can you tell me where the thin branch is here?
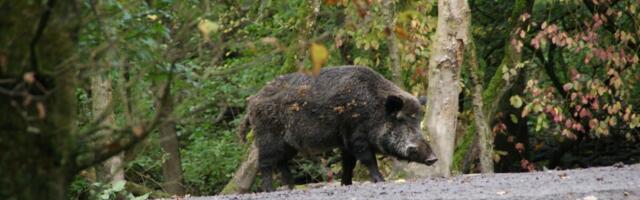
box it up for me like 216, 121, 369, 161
73, 64, 177, 172
535, 44, 567, 97
29, 0, 56, 71
470, 0, 497, 22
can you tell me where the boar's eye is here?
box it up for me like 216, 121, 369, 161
406, 145, 418, 156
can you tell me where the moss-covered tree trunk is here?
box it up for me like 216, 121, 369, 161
400, 0, 470, 177
456, 0, 534, 173
467, 39, 494, 173
89, 0, 126, 185
0, 1, 80, 199
92, 58, 126, 184
221, 143, 258, 194
156, 89, 186, 196
481, 0, 534, 121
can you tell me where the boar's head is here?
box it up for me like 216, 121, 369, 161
377, 95, 437, 166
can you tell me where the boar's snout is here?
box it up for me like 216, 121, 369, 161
403, 140, 438, 166
424, 154, 438, 165
415, 140, 437, 166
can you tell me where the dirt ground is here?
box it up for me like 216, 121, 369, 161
191, 164, 640, 200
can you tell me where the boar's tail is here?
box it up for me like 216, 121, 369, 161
237, 113, 251, 143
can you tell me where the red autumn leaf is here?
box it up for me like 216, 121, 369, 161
581, 96, 589, 105
507, 136, 515, 143
570, 92, 578, 101
520, 159, 530, 170
579, 108, 592, 118
565, 119, 574, 129
591, 99, 600, 110
563, 83, 573, 91
527, 163, 537, 172
572, 123, 585, 132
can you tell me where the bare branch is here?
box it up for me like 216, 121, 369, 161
30, 0, 56, 71
73, 63, 177, 172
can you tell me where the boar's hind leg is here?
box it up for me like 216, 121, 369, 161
340, 150, 357, 185
351, 140, 385, 183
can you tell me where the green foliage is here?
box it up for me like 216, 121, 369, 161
70, 179, 149, 200
181, 127, 246, 195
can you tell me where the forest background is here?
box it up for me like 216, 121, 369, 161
1, 0, 638, 199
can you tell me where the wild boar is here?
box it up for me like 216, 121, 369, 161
237, 66, 437, 192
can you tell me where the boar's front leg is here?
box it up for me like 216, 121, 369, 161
340, 150, 357, 185
259, 164, 275, 192
277, 162, 295, 189
276, 147, 297, 190
259, 142, 297, 192
351, 140, 385, 183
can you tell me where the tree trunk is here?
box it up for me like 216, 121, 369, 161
461, 0, 535, 172
467, 40, 494, 173
156, 86, 186, 196
382, 0, 402, 86
0, 1, 79, 199
482, 0, 534, 120
401, 0, 470, 178
221, 143, 259, 194
382, 0, 415, 178
92, 65, 125, 184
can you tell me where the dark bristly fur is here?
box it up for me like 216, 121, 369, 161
238, 66, 437, 192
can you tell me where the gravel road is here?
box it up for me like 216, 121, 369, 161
191, 164, 640, 200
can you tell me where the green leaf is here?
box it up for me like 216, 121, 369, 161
510, 114, 519, 123
112, 181, 126, 192
535, 116, 544, 132
310, 43, 329, 76
100, 193, 110, 200
533, 103, 543, 113
131, 193, 150, 200
510, 95, 523, 108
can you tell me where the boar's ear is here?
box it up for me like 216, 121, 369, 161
385, 95, 404, 116
418, 96, 427, 106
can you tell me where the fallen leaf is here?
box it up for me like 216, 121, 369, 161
558, 172, 569, 180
